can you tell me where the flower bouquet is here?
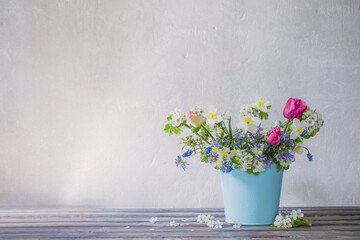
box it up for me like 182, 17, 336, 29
164, 97, 324, 225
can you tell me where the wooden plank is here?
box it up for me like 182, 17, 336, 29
0, 208, 359, 239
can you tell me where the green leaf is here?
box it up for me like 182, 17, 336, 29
228, 117, 233, 141
167, 114, 172, 121
190, 125, 201, 133
263, 112, 268, 120
267, 105, 272, 109
302, 219, 312, 227
164, 124, 170, 131
292, 218, 312, 227
173, 127, 181, 135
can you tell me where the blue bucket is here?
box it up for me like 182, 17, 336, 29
220, 166, 284, 225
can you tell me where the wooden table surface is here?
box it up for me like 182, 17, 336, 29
0, 207, 359, 239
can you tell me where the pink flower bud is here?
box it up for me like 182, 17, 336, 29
186, 111, 202, 127
267, 128, 281, 146
283, 98, 307, 120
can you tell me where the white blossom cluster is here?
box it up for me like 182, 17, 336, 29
273, 209, 304, 228
237, 151, 255, 172
170, 109, 186, 126
196, 214, 223, 229
239, 104, 256, 117
253, 159, 266, 173
301, 109, 323, 136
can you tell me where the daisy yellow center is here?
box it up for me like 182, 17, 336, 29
212, 147, 217, 153
257, 102, 264, 107
221, 151, 227, 157
244, 118, 252, 125
296, 127, 303, 133
232, 151, 237, 155
295, 147, 300, 153
208, 113, 215, 119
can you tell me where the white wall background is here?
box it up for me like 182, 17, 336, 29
0, 0, 359, 208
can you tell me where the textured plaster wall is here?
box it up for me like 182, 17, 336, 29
0, 0, 359, 208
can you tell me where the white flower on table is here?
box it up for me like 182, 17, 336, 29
149, 217, 158, 224
233, 221, 241, 229
197, 214, 206, 223
291, 209, 304, 219
213, 220, 223, 229
290, 119, 306, 139
206, 220, 215, 228
204, 214, 215, 223
237, 115, 261, 134
169, 220, 179, 226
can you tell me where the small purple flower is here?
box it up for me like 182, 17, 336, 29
266, 160, 273, 168
175, 156, 189, 170
257, 154, 266, 162
209, 151, 219, 163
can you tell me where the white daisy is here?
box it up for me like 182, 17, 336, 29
205, 105, 224, 128
252, 96, 270, 112
290, 119, 306, 139
293, 143, 304, 155
219, 147, 231, 161
237, 115, 261, 134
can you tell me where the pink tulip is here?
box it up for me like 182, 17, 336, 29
283, 98, 307, 120
267, 128, 281, 146
186, 111, 202, 127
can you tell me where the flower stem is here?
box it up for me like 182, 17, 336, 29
184, 124, 211, 145
283, 119, 290, 133
222, 121, 229, 134
201, 125, 216, 141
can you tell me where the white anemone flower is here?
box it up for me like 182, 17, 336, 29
219, 147, 231, 161
290, 119, 306, 139
205, 105, 224, 128
237, 115, 261, 134
252, 96, 270, 112
293, 143, 304, 155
